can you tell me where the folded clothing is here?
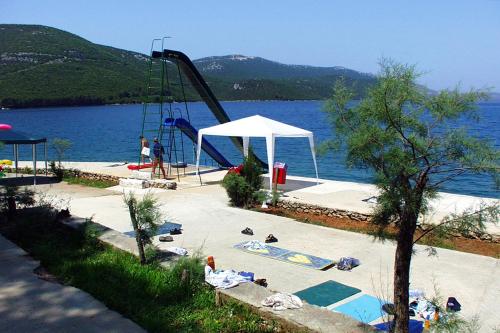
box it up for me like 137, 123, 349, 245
262, 292, 303, 311
337, 257, 360, 270
409, 289, 425, 298
238, 271, 255, 282
242, 240, 268, 251
205, 265, 250, 289
410, 299, 437, 320
166, 246, 188, 256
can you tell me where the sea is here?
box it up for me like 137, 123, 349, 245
1, 100, 499, 199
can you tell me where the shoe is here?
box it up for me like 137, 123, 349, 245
241, 227, 254, 235
254, 278, 268, 287
159, 235, 173, 242
170, 228, 182, 235
265, 234, 278, 243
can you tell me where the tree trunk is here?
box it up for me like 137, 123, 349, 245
392, 213, 418, 333
127, 202, 146, 264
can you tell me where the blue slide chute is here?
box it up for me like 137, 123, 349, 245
164, 118, 233, 168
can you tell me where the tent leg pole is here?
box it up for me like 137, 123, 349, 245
45, 141, 48, 176
15, 144, 18, 177
32, 144, 37, 185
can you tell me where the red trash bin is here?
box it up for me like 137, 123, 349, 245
273, 162, 287, 184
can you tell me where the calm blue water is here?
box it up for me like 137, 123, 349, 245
1, 101, 499, 198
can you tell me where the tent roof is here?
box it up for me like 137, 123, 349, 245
199, 115, 312, 138
0, 130, 47, 144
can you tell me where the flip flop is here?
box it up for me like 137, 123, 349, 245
159, 235, 173, 242
241, 227, 254, 235
254, 278, 268, 287
265, 234, 278, 243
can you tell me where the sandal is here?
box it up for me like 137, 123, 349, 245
159, 235, 173, 242
241, 227, 254, 235
265, 234, 278, 243
170, 228, 182, 235
254, 278, 268, 287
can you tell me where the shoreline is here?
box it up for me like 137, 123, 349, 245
8, 161, 500, 234
9, 160, 500, 200
3, 99, 500, 111
0, 98, 328, 110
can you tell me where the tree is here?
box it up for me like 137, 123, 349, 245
124, 192, 161, 264
51, 138, 72, 167
323, 60, 499, 333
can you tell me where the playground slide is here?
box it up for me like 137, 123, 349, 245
154, 49, 267, 168
166, 118, 233, 168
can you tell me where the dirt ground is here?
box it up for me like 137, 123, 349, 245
258, 206, 500, 258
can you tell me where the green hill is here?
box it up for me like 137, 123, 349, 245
0, 24, 149, 107
0, 24, 375, 108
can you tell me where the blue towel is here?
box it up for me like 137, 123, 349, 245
332, 294, 385, 324
374, 319, 423, 333
238, 271, 254, 281
124, 222, 182, 237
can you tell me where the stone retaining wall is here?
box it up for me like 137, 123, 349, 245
276, 200, 371, 221
276, 199, 499, 243
73, 171, 120, 184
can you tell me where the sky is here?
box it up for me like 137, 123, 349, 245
1, 0, 500, 91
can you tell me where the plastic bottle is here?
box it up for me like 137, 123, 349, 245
207, 256, 215, 270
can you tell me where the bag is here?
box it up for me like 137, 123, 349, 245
446, 297, 461, 312
337, 257, 360, 271
141, 147, 150, 156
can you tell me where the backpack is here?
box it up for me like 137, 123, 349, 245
337, 257, 360, 271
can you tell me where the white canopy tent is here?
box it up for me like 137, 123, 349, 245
195, 115, 319, 190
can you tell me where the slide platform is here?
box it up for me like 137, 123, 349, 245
153, 49, 266, 168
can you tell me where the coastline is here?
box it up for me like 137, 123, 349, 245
0, 98, 329, 110
8, 160, 500, 234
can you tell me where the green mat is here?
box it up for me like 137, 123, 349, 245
294, 280, 361, 307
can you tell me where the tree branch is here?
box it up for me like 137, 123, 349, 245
412, 205, 496, 245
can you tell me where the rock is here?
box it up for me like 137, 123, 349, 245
119, 178, 149, 189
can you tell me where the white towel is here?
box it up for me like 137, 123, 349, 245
204, 265, 249, 289
261, 293, 303, 311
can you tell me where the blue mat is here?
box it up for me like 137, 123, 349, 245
295, 280, 361, 307
124, 222, 182, 237
374, 319, 423, 333
332, 294, 385, 324
234, 242, 334, 270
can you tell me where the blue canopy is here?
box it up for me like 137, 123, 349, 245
0, 130, 46, 145
0, 130, 47, 185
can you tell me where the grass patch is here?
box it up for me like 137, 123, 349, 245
0, 208, 281, 333
63, 176, 117, 188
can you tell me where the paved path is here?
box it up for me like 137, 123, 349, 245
0, 235, 144, 333
36, 181, 500, 332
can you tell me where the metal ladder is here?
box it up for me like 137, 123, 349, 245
138, 38, 171, 175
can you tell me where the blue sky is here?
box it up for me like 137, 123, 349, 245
2, 0, 500, 91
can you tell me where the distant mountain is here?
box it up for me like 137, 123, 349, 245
0, 24, 375, 108
193, 55, 375, 101
194, 55, 373, 81
0, 24, 149, 108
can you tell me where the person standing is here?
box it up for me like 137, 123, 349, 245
152, 137, 167, 179
140, 136, 151, 164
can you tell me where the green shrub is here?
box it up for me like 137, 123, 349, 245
49, 161, 64, 181
241, 150, 263, 192
222, 149, 265, 208
0, 185, 35, 215
222, 173, 254, 207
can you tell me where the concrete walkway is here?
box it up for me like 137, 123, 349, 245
0, 235, 144, 333
35, 181, 500, 332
